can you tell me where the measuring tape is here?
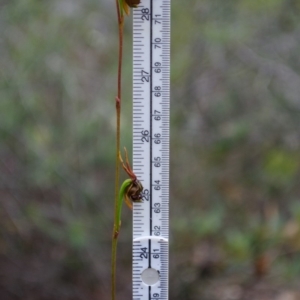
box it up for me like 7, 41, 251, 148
132, 0, 170, 299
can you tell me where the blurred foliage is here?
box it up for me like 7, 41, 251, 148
1, 0, 300, 299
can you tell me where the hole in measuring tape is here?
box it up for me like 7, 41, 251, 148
141, 268, 160, 286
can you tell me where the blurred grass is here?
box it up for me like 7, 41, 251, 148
1, 0, 300, 299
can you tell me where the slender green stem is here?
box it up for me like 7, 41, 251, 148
111, 179, 130, 300
112, 178, 131, 300
112, 1, 124, 299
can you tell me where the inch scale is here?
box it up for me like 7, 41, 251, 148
132, 0, 170, 300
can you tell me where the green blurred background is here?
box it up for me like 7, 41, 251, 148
1, 0, 300, 299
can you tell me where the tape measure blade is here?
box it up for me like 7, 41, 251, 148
133, 0, 170, 299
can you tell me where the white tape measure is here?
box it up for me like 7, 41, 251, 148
132, 0, 170, 299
